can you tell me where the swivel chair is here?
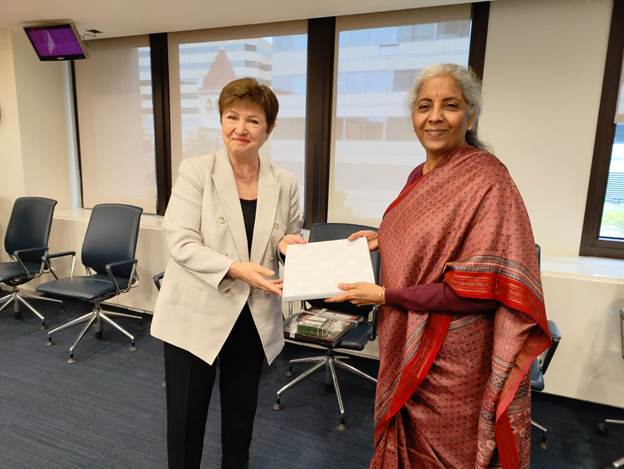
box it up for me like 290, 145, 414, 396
273, 222, 380, 431
595, 307, 624, 468
0, 197, 60, 328
530, 243, 562, 449
37, 204, 143, 363
530, 319, 561, 448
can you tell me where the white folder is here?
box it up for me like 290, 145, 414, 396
282, 237, 375, 302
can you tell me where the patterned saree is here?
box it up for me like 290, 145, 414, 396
371, 144, 550, 469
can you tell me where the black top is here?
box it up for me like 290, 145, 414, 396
240, 199, 257, 254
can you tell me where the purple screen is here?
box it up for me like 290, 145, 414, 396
25, 25, 84, 58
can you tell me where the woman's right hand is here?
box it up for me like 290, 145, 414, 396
227, 262, 283, 296
348, 230, 379, 251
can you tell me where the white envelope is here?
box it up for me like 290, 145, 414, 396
282, 237, 375, 302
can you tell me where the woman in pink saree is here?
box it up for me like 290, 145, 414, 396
326, 64, 551, 469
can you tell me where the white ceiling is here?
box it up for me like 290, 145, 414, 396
1, 0, 472, 39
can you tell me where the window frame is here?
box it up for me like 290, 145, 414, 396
580, 0, 624, 258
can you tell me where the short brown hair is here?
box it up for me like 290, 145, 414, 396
218, 77, 279, 130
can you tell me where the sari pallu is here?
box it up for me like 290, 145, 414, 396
372, 144, 550, 469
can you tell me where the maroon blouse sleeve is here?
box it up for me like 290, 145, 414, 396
384, 282, 498, 313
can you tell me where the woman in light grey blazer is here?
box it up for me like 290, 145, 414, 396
151, 77, 305, 469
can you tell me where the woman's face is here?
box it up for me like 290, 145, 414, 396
221, 103, 270, 159
412, 75, 473, 159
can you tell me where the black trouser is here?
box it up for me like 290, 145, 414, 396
163, 306, 265, 469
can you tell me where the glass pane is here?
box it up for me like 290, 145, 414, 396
177, 35, 307, 210
329, 21, 471, 224
599, 123, 624, 238
75, 40, 157, 213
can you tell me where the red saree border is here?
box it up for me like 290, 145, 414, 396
445, 269, 551, 469
444, 270, 548, 332
374, 313, 452, 445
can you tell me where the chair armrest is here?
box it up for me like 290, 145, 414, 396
43, 250, 76, 260
13, 246, 48, 257
12, 246, 48, 278
370, 305, 378, 341
105, 259, 138, 295
153, 271, 164, 290
541, 320, 561, 374
42, 251, 76, 279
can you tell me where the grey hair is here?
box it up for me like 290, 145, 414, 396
409, 63, 489, 151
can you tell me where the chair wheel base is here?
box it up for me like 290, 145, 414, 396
46, 338, 54, 347
597, 423, 609, 435
285, 367, 292, 377
40, 322, 46, 330
67, 355, 77, 364
128, 343, 136, 352
272, 402, 283, 411
95, 330, 103, 340
538, 437, 548, 450
336, 422, 347, 432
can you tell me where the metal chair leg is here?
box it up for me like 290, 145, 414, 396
532, 419, 548, 449
99, 312, 136, 351
16, 295, 45, 327
0, 294, 13, 313
67, 314, 98, 364
328, 358, 346, 431
334, 359, 378, 384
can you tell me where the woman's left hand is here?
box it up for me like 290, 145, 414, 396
278, 234, 306, 255
325, 282, 385, 306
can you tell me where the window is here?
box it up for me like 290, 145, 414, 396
328, 6, 472, 226
168, 23, 308, 210
74, 36, 158, 213
580, 1, 624, 257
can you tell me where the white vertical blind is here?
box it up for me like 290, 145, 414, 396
75, 36, 157, 213
328, 5, 472, 226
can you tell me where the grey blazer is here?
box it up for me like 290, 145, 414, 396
151, 149, 300, 365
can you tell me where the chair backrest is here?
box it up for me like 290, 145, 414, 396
306, 222, 381, 317
81, 204, 143, 277
5, 197, 57, 263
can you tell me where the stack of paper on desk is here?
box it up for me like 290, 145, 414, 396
282, 237, 375, 302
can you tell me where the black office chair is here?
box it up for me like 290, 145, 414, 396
273, 222, 380, 431
37, 204, 143, 363
595, 308, 624, 469
530, 319, 561, 448
530, 243, 563, 448
0, 197, 60, 328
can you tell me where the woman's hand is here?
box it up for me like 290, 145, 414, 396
348, 230, 379, 251
227, 262, 283, 295
325, 282, 384, 306
278, 234, 306, 255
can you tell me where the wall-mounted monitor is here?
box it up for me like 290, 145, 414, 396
23, 22, 88, 61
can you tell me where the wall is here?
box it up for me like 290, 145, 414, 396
479, 0, 612, 257
0, 30, 75, 247
0, 31, 26, 230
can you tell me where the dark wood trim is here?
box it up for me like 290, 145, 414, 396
70, 61, 85, 209
468, 2, 490, 79
580, 0, 624, 258
150, 33, 172, 216
303, 17, 336, 228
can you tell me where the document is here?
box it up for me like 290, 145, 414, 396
282, 237, 375, 302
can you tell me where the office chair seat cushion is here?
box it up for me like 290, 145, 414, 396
37, 274, 129, 301
337, 321, 373, 350
530, 359, 544, 391
0, 261, 41, 283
